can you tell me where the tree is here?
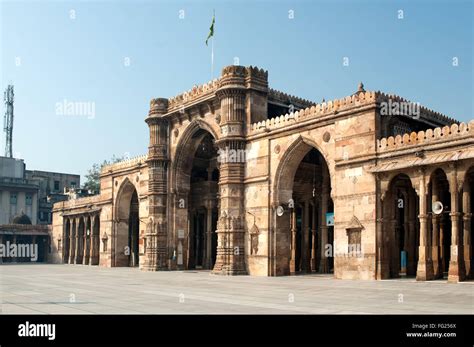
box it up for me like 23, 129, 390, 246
82, 155, 125, 194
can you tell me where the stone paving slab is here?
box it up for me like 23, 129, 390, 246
0, 264, 472, 314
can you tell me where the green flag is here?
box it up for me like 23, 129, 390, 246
206, 11, 215, 46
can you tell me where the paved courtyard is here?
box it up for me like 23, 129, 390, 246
0, 264, 472, 314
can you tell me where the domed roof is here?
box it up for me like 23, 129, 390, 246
12, 213, 32, 225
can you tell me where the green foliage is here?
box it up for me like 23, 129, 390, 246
82, 154, 125, 194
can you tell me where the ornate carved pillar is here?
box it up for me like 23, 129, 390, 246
212, 66, 248, 275
447, 166, 465, 282
143, 98, 170, 271
463, 180, 472, 278
416, 170, 434, 281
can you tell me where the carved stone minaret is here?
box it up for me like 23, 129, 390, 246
211, 65, 268, 275
212, 66, 248, 275
143, 98, 169, 271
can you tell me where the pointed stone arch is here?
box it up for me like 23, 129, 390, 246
170, 119, 221, 271
171, 119, 220, 195
273, 134, 334, 207
382, 173, 419, 278
113, 177, 140, 267
114, 177, 140, 221
270, 134, 334, 276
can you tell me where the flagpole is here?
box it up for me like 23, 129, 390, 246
211, 35, 214, 80
211, 9, 215, 80
207, 9, 215, 80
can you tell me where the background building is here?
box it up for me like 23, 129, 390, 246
25, 170, 80, 224
0, 156, 80, 263
0, 157, 38, 225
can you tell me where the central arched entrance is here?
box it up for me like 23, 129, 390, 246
173, 122, 220, 271
115, 180, 140, 267
187, 131, 219, 270
272, 137, 334, 276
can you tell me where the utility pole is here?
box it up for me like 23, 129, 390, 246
4, 85, 14, 158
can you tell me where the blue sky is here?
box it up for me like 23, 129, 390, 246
1, 0, 472, 181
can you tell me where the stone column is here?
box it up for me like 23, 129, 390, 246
301, 200, 310, 273
376, 201, 385, 279
75, 218, 84, 264
447, 167, 465, 282
204, 169, 214, 269
431, 182, 441, 278
439, 215, 445, 274
143, 98, 169, 271
61, 219, 66, 263
84, 220, 90, 265
289, 207, 297, 274
416, 172, 434, 281
69, 219, 76, 264
382, 191, 393, 277
319, 168, 329, 273
188, 209, 194, 269
407, 191, 417, 276
463, 180, 472, 278
399, 193, 409, 276
205, 200, 214, 269
376, 176, 390, 279
195, 211, 201, 267
212, 66, 248, 275
91, 216, 99, 265
311, 201, 317, 272
389, 218, 398, 277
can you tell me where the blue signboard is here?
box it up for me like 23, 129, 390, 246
400, 250, 407, 276
326, 212, 334, 226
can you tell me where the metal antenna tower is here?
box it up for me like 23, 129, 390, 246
3, 85, 14, 158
